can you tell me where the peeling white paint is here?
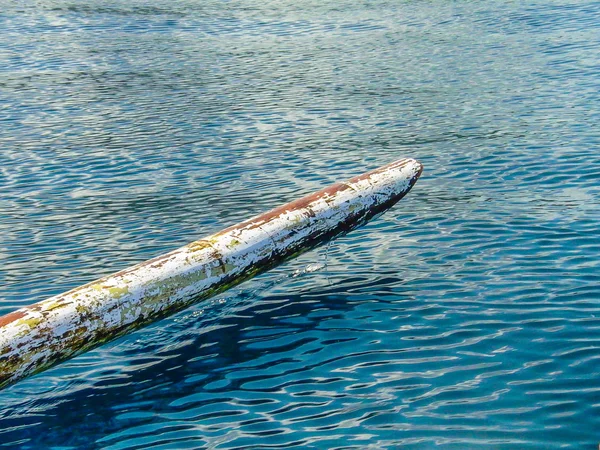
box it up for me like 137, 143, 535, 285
0, 158, 422, 389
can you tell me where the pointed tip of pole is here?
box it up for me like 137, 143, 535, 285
400, 157, 423, 195
401, 157, 424, 179
411, 158, 424, 181
369, 157, 424, 189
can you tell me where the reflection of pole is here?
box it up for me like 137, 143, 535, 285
0, 158, 422, 390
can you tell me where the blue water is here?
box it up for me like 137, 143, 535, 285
1, 0, 599, 448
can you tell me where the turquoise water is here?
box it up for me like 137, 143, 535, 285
1, 0, 599, 447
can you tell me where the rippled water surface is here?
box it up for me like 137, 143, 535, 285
1, 0, 600, 448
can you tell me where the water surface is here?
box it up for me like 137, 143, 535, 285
1, 0, 599, 448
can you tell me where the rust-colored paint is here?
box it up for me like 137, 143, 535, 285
0, 158, 422, 390
0, 311, 27, 328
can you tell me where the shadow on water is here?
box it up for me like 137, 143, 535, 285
0, 266, 416, 448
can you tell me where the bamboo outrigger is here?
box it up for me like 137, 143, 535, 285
0, 158, 422, 390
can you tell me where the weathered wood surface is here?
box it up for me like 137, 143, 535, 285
0, 158, 422, 390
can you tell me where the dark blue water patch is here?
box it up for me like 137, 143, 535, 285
2, 0, 600, 448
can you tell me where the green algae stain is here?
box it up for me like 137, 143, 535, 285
107, 286, 130, 299
75, 304, 90, 315
86, 284, 130, 299
135, 267, 215, 316
226, 238, 242, 249
223, 262, 236, 273
187, 240, 212, 253
16, 317, 43, 329
187, 240, 216, 263
44, 302, 61, 312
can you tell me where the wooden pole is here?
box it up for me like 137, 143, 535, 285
0, 158, 422, 390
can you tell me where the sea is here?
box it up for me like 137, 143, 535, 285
1, 0, 599, 448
